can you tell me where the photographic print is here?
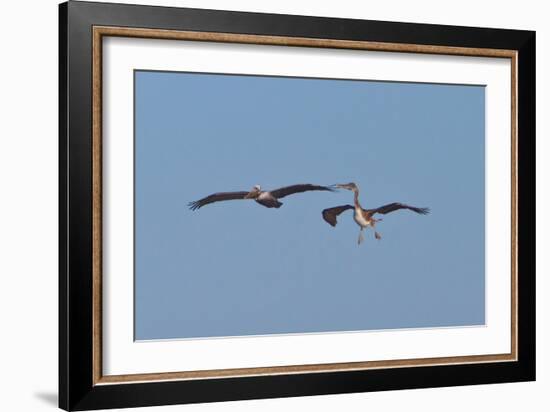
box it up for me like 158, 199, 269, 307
60, 3, 534, 408
134, 70, 484, 341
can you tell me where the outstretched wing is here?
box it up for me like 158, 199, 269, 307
322, 205, 354, 227
188, 191, 249, 211
270, 184, 334, 199
368, 202, 430, 216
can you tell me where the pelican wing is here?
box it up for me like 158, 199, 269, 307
188, 191, 249, 210
368, 202, 430, 216
270, 184, 334, 199
322, 205, 354, 227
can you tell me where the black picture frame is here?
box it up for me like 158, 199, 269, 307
59, 1, 535, 410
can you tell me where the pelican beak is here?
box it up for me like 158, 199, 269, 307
334, 184, 349, 190
244, 191, 255, 199
334, 183, 356, 191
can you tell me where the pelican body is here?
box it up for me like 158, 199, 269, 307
322, 182, 429, 244
189, 183, 334, 211
243, 185, 283, 208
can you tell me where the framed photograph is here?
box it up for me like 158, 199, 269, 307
59, 1, 535, 410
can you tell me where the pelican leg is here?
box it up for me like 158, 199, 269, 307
372, 219, 382, 240
358, 228, 364, 245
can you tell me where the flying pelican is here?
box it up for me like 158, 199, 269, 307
189, 183, 334, 210
322, 182, 429, 244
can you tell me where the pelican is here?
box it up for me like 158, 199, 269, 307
189, 183, 334, 210
322, 182, 429, 244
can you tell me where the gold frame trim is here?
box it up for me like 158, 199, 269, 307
92, 26, 518, 385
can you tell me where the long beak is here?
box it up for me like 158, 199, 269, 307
244, 191, 255, 199
334, 184, 349, 190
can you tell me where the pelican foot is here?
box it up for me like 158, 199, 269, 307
358, 230, 364, 245
375, 231, 382, 240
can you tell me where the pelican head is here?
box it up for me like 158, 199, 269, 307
335, 182, 359, 192
244, 184, 262, 199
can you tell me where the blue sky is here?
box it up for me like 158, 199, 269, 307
134, 70, 485, 340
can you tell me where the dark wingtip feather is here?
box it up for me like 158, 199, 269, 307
309, 184, 336, 192
308, 184, 336, 193
416, 207, 430, 215
188, 201, 201, 211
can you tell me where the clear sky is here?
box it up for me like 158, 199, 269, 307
134, 70, 485, 340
